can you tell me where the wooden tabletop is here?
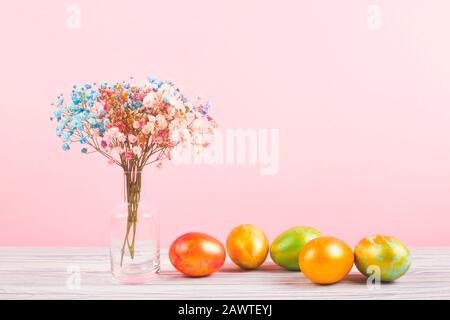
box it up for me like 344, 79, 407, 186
1, 247, 449, 299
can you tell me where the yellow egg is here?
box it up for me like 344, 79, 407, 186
299, 236, 354, 284
354, 235, 411, 282
226, 224, 269, 269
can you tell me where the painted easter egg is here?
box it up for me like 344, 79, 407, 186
169, 232, 226, 277
354, 235, 411, 282
299, 236, 354, 284
226, 224, 269, 269
270, 226, 321, 270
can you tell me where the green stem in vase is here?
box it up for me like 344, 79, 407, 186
120, 168, 142, 266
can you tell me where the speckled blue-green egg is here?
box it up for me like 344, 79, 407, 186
354, 235, 411, 282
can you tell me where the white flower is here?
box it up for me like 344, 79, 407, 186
156, 114, 168, 129
92, 101, 105, 115
107, 127, 119, 135
105, 127, 119, 141
143, 92, 157, 108
193, 133, 205, 145
116, 132, 126, 143
169, 130, 180, 143
141, 123, 154, 135
115, 146, 125, 154
132, 146, 142, 156
169, 119, 184, 131
180, 129, 191, 145
168, 107, 176, 117
191, 119, 203, 130
170, 97, 184, 110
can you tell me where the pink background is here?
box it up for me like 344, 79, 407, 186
1, 0, 450, 248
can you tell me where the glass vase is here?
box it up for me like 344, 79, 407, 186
110, 170, 160, 283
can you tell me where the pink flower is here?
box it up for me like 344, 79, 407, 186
124, 151, 133, 161
133, 121, 140, 129
101, 140, 108, 149
128, 134, 137, 144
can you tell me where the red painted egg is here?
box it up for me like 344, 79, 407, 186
169, 232, 226, 277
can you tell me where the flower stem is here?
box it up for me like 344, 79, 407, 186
119, 168, 142, 266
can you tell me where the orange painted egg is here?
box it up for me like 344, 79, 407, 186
169, 232, 226, 277
299, 236, 354, 284
226, 224, 269, 269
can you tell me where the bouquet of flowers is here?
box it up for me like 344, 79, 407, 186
51, 76, 216, 265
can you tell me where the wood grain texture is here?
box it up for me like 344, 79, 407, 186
0, 248, 449, 300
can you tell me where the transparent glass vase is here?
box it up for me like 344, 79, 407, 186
110, 170, 160, 283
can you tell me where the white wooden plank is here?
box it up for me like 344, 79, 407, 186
0, 247, 449, 299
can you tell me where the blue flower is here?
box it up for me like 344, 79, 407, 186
68, 104, 83, 114
62, 143, 70, 151
81, 147, 88, 154
63, 131, 73, 142
86, 90, 99, 105
163, 92, 171, 104
71, 90, 82, 105
134, 101, 142, 108
53, 110, 62, 121
79, 136, 88, 144
56, 97, 64, 106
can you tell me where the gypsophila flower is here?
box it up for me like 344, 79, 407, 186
132, 146, 142, 156
79, 136, 88, 144
50, 75, 216, 169
128, 134, 137, 144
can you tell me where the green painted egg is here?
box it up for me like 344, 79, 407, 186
270, 226, 321, 271
354, 235, 411, 282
